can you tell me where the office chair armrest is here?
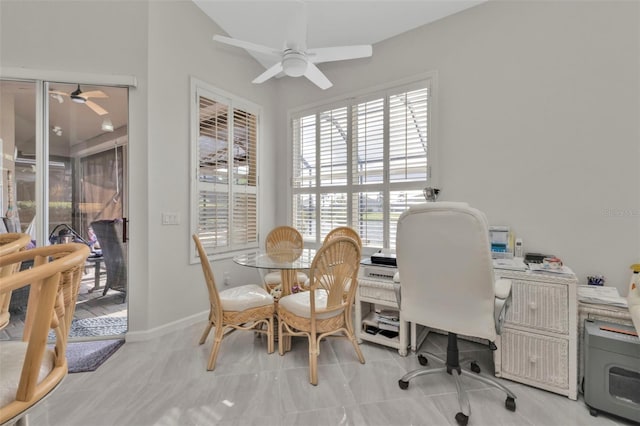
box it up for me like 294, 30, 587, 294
494, 279, 511, 300
494, 279, 512, 334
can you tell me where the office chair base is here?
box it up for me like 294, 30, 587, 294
398, 334, 517, 425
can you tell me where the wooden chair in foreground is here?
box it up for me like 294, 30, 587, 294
277, 236, 365, 385
263, 226, 308, 295
193, 234, 275, 371
0, 243, 90, 426
0, 233, 32, 330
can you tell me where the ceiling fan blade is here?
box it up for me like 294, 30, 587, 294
307, 45, 372, 64
85, 100, 108, 116
213, 35, 280, 58
81, 90, 108, 99
253, 62, 284, 84
49, 90, 69, 97
304, 63, 332, 90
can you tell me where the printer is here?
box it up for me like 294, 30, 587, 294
371, 249, 397, 267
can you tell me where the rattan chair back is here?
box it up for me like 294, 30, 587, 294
323, 226, 362, 248
0, 243, 90, 425
192, 234, 223, 328
265, 226, 303, 260
309, 236, 361, 311
0, 233, 32, 329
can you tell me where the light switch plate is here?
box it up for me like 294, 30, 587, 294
161, 212, 180, 225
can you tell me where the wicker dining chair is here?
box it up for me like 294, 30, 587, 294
0, 233, 32, 330
193, 234, 275, 371
277, 236, 365, 385
0, 243, 90, 426
263, 226, 308, 293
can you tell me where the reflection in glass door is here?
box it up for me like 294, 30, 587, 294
0, 79, 129, 341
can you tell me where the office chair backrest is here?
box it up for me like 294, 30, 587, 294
396, 202, 497, 342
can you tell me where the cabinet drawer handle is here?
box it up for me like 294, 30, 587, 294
528, 302, 537, 310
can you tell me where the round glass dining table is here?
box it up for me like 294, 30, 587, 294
233, 248, 316, 296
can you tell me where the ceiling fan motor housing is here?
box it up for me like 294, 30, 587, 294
282, 51, 308, 77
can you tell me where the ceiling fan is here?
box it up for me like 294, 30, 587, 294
212, 5, 372, 90
49, 84, 109, 116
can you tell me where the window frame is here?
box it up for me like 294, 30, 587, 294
288, 74, 438, 250
190, 77, 261, 262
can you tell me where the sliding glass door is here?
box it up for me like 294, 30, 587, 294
0, 79, 129, 340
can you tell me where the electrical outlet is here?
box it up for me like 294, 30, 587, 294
223, 272, 231, 286
161, 212, 180, 225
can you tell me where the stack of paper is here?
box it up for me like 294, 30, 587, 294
528, 263, 575, 276
578, 285, 628, 308
376, 310, 400, 332
493, 257, 527, 271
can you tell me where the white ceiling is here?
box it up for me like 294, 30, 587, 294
194, 0, 485, 69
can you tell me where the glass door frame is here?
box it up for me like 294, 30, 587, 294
0, 68, 135, 247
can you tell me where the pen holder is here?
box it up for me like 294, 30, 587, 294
587, 275, 605, 286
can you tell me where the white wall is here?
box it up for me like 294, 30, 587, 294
275, 0, 640, 295
146, 1, 278, 329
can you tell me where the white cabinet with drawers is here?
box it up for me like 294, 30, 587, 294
494, 269, 578, 400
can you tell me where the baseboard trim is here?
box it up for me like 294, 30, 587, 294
125, 310, 208, 342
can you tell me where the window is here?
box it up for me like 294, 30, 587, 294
292, 79, 434, 249
191, 79, 259, 259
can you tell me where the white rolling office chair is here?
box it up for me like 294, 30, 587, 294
396, 202, 517, 426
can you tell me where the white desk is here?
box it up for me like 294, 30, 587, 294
355, 260, 580, 400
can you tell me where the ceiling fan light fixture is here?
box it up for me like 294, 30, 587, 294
101, 118, 114, 132
282, 52, 308, 77
70, 84, 86, 103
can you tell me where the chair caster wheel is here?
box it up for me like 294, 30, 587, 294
455, 412, 469, 426
505, 396, 516, 412
589, 407, 598, 417
470, 361, 481, 374
418, 354, 428, 366
398, 379, 409, 390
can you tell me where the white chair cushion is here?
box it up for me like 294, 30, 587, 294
263, 271, 308, 285
278, 290, 344, 320
219, 284, 274, 311
0, 341, 55, 407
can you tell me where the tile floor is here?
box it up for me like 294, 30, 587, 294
25, 323, 635, 426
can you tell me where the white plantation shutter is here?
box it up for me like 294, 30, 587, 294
319, 107, 348, 186
352, 98, 384, 185
192, 80, 260, 258
389, 88, 428, 183
352, 191, 384, 247
291, 78, 434, 249
293, 193, 316, 240
292, 115, 316, 189
320, 192, 348, 238
389, 189, 425, 249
